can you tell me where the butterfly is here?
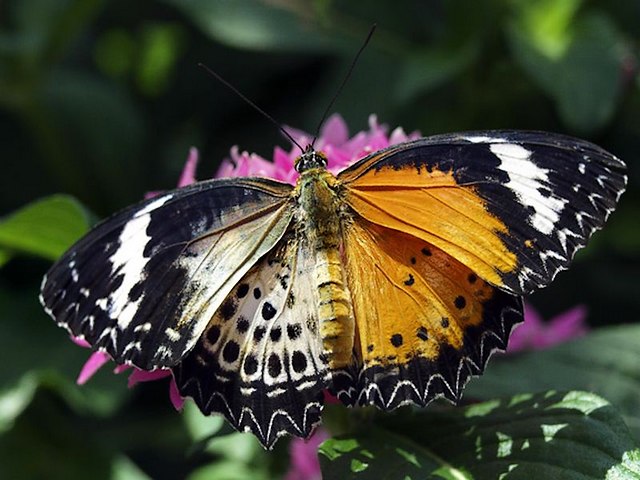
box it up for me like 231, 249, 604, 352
40, 130, 626, 448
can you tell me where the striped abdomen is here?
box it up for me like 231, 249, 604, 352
296, 168, 354, 368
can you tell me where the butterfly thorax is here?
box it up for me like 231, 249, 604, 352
294, 162, 355, 369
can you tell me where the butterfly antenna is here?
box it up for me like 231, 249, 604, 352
198, 62, 305, 153
311, 24, 377, 148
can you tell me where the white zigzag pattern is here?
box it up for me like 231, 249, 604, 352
178, 371, 328, 448
516, 187, 622, 293
332, 304, 521, 410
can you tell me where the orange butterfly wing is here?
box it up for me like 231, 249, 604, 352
334, 218, 522, 408
332, 132, 626, 408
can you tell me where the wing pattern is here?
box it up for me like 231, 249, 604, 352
331, 219, 523, 409
40, 178, 293, 370
340, 131, 627, 294
173, 233, 329, 448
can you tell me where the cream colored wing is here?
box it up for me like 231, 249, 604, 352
174, 232, 330, 449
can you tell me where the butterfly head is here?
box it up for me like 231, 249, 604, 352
295, 145, 328, 173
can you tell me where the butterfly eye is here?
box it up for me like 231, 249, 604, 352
295, 150, 328, 173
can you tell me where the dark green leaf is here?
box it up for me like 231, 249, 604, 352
0, 387, 114, 480
0, 286, 129, 417
41, 69, 146, 205
0, 250, 13, 268
0, 374, 38, 434
0, 195, 90, 262
111, 455, 152, 480
0, 0, 102, 61
163, 0, 336, 52
508, 11, 625, 133
187, 461, 269, 480
394, 41, 479, 103
135, 23, 186, 96
320, 391, 640, 479
467, 325, 640, 442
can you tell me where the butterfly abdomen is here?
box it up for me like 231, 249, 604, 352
296, 168, 355, 369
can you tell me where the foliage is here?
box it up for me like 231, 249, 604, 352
320, 391, 640, 479
1, 0, 638, 478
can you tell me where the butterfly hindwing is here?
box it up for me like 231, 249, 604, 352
40, 178, 294, 370
333, 219, 523, 409
173, 233, 330, 449
339, 131, 627, 295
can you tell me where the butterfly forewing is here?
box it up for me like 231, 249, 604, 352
174, 232, 330, 448
40, 178, 294, 370
339, 131, 627, 295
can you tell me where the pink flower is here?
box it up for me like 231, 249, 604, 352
217, 113, 420, 183
508, 302, 589, 353
72, 336, 185, 410
73, 113, 417, 431
284, 428, 330, 480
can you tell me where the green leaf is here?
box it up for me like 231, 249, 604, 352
111, 455, 152, 480
135, 23, 186, 96
394, 41, 479, 103
0, 286, 129, 417
183, 401, 226, 441
319, 391, 640, 479
0, 386, 114, 480
507, 11, 625, 133
0, 194, 90, 262
466, 325, 640, 442
0, 249, 13, 268
41, 69, 146, 205
187, 460, 269, 480
163, 0, 336, 52
0, 373, 38, 434
2, 0, 96, 59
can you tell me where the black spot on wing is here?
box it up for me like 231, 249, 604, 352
173, 325, 328, 449
331, 289, 523, 410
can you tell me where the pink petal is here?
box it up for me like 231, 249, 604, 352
507, 303, 545, 353
283, 125, 312, 149
367, 114, 385, 135
536, 304, 588, 349
127, 368, 171, 388
323, 390, 340, 405
285, 428, 330, 480
144, 190, 162, 199
407, 130, 422, 141
508, 303, 589, 353
77, 351, 111, 385
216, 159, 240, 179
273, 146, 294, 171
324, 146, 352, 172
168, 377, 185, 411
71, 336, 91, 348
524, 303, 544, 326
319, 114, 349, 146
344, 131, 369, 157
549, 304, 588, 334
177, 147, 199, 187
113, 364, 131, 374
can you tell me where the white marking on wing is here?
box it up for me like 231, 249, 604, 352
491, 143, 567, 235
108, 194, 173, 329
464, 135, 508, 144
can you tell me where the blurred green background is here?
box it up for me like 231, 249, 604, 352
0, 0, 639, 479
